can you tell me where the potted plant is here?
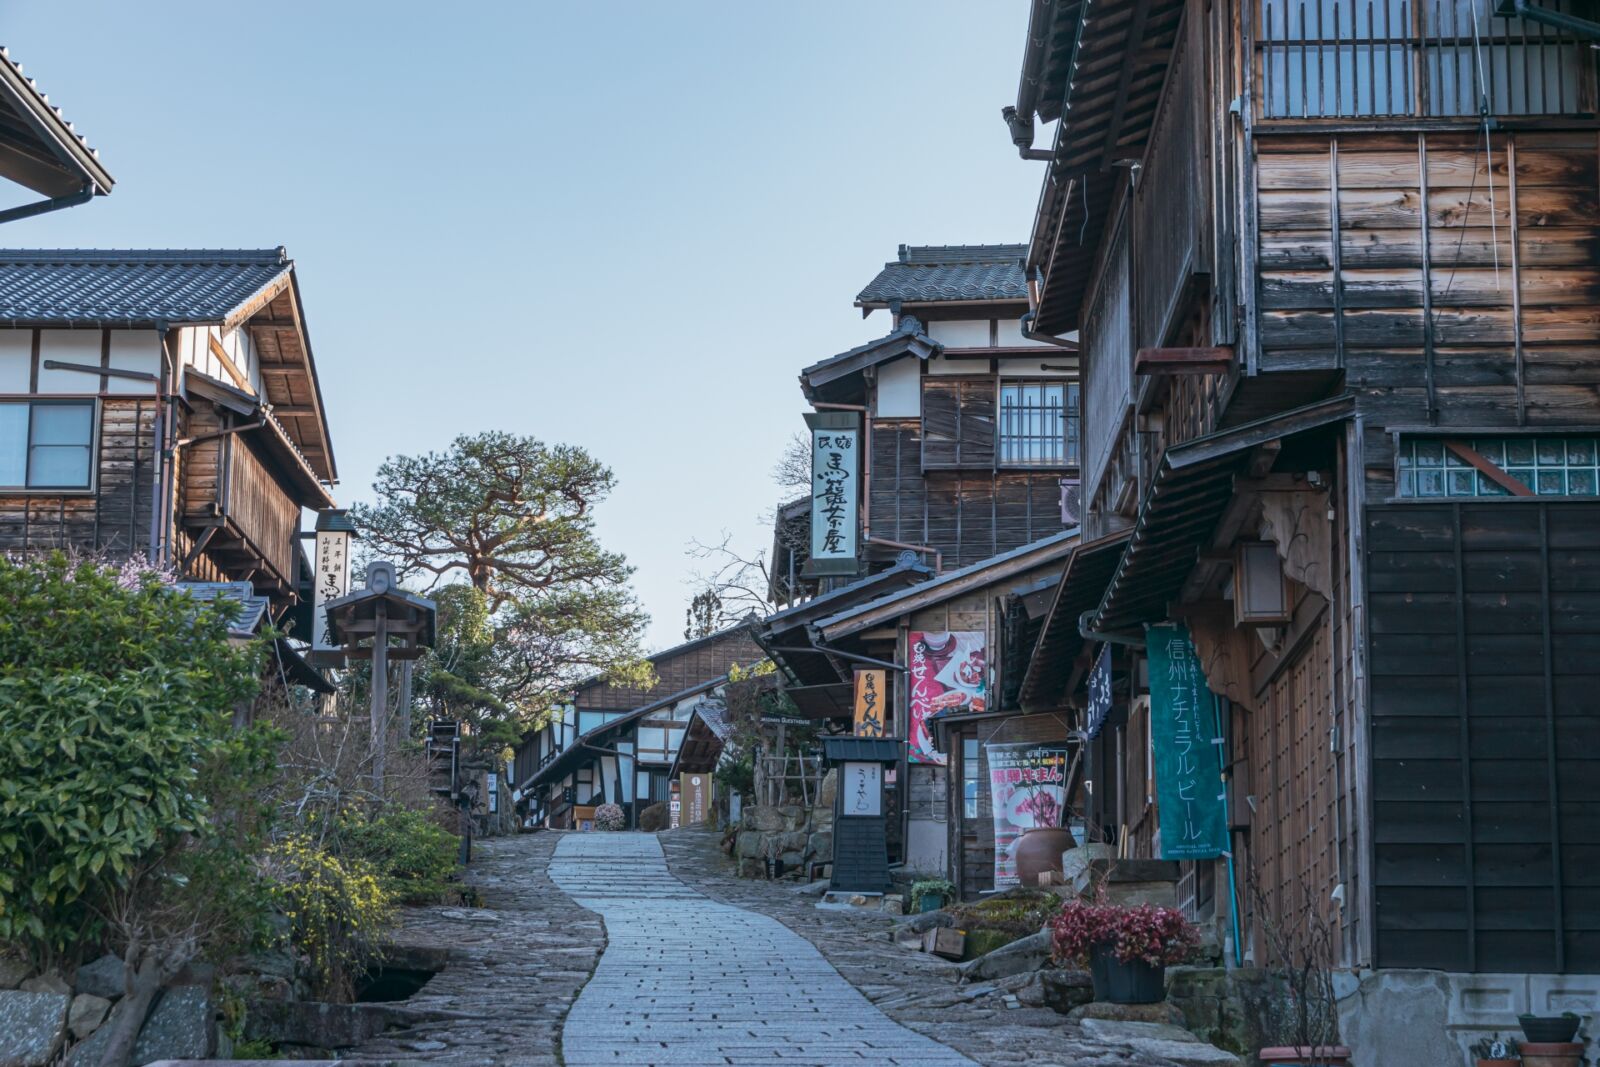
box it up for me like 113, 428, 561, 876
1518, 1013, 1584, 1067
910, 878, 957, 913
1470, 1034, 1519, 1067
1049, 899, 1198, 1004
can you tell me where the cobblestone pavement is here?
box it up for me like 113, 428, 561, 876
549, 832, 976, 1066
342, 831, 604, 1066
659, 824, 1208, 1066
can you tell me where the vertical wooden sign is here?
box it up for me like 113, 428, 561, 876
680, 772, 711, 826
853, 669, 887, 737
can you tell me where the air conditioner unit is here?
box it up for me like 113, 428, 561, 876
1059, 478, 1082, 526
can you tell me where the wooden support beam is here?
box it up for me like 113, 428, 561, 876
1100, 0, 1156, 166
1443, 440, 1534, 497
1135, 346, 1235, 376
207, 335, 252, 393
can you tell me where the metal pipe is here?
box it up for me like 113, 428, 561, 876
1019, 310, 1080, 349
0, 184, 94, 226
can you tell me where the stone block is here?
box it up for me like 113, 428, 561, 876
806, 830, 833, 861
1011, 969, 1094, 1014
958, 929, 1051, 982
74, 955, 127, 1000
734, 831, 766, 859
745, 807, 786, 833
19, 974, 70, 997
736, 857, 766, 879
0, 991, 70, 1067
67, 994, 111, 1040
816, 768, 837, 810
68, 984, 215, 1065
1335, 969, 1453, 1067
773, 831, 809, 854
1068, 999, 1186, 1026
243, 999, 394, 1048
0, 958, 30, 991
777, 850, 804, 870
778, 805, 807, 831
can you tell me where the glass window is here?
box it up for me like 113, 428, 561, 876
0, 400, 94, 490
1397, 436, 1600, 498
962, 738, 981, 820
999, 380, 1079, 467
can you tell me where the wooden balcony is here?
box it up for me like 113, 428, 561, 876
182, 429, 303, 598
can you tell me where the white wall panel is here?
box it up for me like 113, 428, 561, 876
107, 331, 162, 395
927, 320, 992, 348
875, 356, 921, 416
0, 333, 30, 392
37, 331, 101, 393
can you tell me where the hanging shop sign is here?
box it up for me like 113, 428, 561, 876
803, 411, 860, 577
1146, 623, 1228, 861
907, 631, 986, 765
487, 772, 499, 814
311, 509, 356, 661
1086, 643, 1114, 740
986, 741, 1071, 889
853, 669, 887, 738
669, 779, 682, 829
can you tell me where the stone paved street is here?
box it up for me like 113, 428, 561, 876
550, 833, 975, 1066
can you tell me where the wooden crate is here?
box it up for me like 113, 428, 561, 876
923, 927, 966, 960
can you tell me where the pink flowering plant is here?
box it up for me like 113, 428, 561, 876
1050, 899, 1200, 968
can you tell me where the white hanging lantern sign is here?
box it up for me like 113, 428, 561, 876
311, 508, 357, 662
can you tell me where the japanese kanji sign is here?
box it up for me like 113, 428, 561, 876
312, 522, 353, 658
986, 741, 1070, 889
804, 411, 859, 575
1146, 623, 1228, 861
1086, 643, 1113, 740
853, 669, 887, 738
907, 631, 984, 765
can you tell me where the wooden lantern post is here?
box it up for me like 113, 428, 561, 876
323, 561, 437, 796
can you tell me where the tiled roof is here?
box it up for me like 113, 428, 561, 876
0, 249, 291, 325
856, 244, 1029, 307
177, 581, 271, 638
0, 47, 113, 197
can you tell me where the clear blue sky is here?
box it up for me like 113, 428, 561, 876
3, 2, 1044, 651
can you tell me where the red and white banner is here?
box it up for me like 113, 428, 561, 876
907, 631, 986, 765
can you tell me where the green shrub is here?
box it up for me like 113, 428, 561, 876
0, 553, 270, 965
335, 806, 457, 905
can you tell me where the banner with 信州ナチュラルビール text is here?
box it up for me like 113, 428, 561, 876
1145, 623, 1228, 861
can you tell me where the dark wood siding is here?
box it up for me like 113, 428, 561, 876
921, 378, 996, 470
574, 627, 762, 711
1367, 501, 1600, 973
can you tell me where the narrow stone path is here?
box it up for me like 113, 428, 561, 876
549, 833, 976, 1067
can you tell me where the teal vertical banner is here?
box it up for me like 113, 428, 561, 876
1145, 623, 1228, 861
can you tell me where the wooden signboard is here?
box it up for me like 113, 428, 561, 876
679, 772, 712, 826
852, 669, 887, 737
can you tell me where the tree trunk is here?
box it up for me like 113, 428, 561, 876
97, 955, 163, 1067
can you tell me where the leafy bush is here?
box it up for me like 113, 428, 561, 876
1049, 900, 1199, 968
910, 879, 957, 912
336, 806, 458, 904
948, 889, 1059, 941
593, 803, 625, 831
266, 834, 393, 1000
0, 553, 269, 966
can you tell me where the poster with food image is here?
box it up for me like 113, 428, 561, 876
986, 741, 1070, 889
907, 631, 986, 764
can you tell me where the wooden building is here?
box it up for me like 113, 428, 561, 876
512, 622, 762, 829
1005, 0, 1600, 1052
0, 47, 114, 222
0, 249, 337, 628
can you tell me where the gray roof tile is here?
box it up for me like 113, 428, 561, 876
0, 248, 291, 324
856, 243, 1028, 306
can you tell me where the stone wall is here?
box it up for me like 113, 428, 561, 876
731, 771, 835, 879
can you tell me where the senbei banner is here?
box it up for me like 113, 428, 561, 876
908, 631, 985, 765
1145, 623, 1228, 861
986, 741, 1070, 889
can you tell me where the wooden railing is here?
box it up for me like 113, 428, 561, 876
1131, 15, 1206, 350
224, 436, 300, 587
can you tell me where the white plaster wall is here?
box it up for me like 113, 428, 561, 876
997, 356, 1075, 377
998, 318, 1055, 347
927, 320, 992, 348
905, 817, 948, 878
0, 332, 30, 392
107, 330, 162, 395
876, 357, 921, 417
37, 331, 101, 393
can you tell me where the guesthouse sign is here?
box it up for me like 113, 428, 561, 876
803, 411, 859, 576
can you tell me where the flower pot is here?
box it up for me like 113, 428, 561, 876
1258, 1047, 1352, 1066
918, 894, 946, 913
1520, 1015, 1582, 1044
1520, 1042, 1584, 1067
1015, 826, 1078, 887
1088, 944, 1165, 1004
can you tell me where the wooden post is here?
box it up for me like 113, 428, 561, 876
397, 658, 414, 743
370, 599, 388, 796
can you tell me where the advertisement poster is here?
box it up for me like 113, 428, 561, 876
986, 741, 1070, 889
852, 669, 887, 738
1146, 623, 1228, 860
907, 631, 986, 764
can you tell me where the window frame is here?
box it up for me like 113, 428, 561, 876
996, 378, 1081, 470
0, 397, 98, 494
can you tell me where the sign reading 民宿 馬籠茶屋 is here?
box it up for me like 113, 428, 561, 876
1145, 623, 1229, 861
804, 411, 859, 576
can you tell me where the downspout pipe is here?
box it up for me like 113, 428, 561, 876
1020, 309, 1079, 349
0, 183, 95, 226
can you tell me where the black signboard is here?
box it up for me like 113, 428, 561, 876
1086, 643, 1113, 740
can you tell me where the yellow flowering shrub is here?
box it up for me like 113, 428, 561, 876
267, 835, 394, 1000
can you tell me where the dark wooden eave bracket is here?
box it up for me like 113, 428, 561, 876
1135, 346, 1235, 376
